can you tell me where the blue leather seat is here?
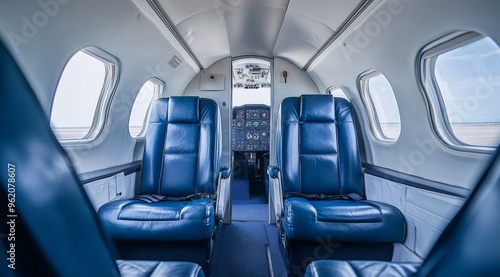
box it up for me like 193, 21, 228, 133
0, 40, 204, 276
305, 260, 419, 277
118, 260, 204, 277
98, 96, 221, 242
276, 95, 405, 243
272, 95, 406, 274
305, 147, 500, 277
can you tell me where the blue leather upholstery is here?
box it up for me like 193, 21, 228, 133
284, 198, 405, 242
99, 199, 214, 241
140, 97, 221, 196
304, 147, 500, 277
117, 260, 204, 277
0, 40, 204, 276
98, 96, 221, 241
277, 95, 405, 242
305, 260, 420, 277
279, 96, 363, 195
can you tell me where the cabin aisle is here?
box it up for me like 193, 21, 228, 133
210, 179, 287, 277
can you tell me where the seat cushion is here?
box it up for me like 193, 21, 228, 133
118, 260, 205, 277
283, 198, 405, 242
305, 260, 420, 277
98, 198, 215, 241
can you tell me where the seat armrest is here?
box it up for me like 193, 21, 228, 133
216, 166, 231, 223
220, 167, 231, 179
267, 166, 280, 179
267, 166, 283, 221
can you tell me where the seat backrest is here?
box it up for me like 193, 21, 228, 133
0, 40, 119, 276
140, 96, 221, 197
277, 95, 362, 195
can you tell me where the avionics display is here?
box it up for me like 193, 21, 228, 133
232, 105, 270, 151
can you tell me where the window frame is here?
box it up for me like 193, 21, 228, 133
51, 47, 120, 144
327, 86, 348, 100
419, 31, 497, 153
358, 70, 402, 142
129, 78, 166, 138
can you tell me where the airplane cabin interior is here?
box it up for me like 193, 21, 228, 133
1, 0, 500, 276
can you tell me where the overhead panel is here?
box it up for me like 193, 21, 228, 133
273, 0, 363, 68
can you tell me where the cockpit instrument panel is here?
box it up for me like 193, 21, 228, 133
232, 105, 270, 151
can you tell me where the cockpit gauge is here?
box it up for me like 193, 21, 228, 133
232, 106, 270, 151
236, 110, 245, 118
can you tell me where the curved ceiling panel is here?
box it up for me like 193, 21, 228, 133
152, 0, 366, 69
155, 0, 288, 68
273, 0, 363, 68
174, 10, 231, 67
158, 0, 214, 25
224, 3, 287, 58
273, 12, 335, 68
155, 0, 230, 67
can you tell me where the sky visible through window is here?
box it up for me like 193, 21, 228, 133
51, 51, 106, 140
368, 74, 401, 124
51, 51, 106, 128
129, 80, 159, 137
365, 73, 401, 140
433, 36, 500, 146
232, 87, 271, 107
435, 36, 500, 124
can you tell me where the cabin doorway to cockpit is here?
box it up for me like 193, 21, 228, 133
231, 58, 271, 221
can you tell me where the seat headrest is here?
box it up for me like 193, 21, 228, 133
299, 95, 336, 122
168, 96, 200, 123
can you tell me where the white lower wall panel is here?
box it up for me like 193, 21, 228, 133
365, 174, 464, 259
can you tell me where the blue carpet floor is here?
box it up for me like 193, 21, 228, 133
210, 179, 286, 277
210, 222, 286, 277
232, 204, 269, 222
232, 178, 268, 221
233, 195, 267, 204
210, 177, 287, 276
233, 178, 251, 200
